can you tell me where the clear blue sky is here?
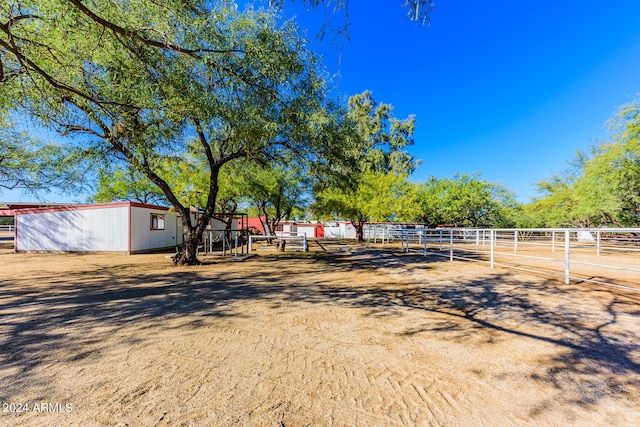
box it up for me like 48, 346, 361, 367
3, 1, 640, 204
288, 0, 640, 202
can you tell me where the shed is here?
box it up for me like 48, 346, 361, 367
295, 223, 324, 238
14, 202, 178, 254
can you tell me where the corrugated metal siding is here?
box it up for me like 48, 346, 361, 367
16, 206, 129, 252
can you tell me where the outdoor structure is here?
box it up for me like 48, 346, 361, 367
245, 217, 361, 239
246, 216, 267, 234
14, 201, 179, 254
246, 217, 326, 238
323, 222, 357, 239
275, 221, 297, 237
292, 222, 324, 238
199, 213, 250, 257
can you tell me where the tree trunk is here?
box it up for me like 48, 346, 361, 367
354, 221, 364, 242
173, 225, 201, 266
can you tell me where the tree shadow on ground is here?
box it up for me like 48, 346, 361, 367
1, 246, 639, 412
306, 248, 640, 410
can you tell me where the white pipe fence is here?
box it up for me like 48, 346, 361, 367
364, 224, 392, 244
364, 223, 419, 243
248, 234, 308, 252
401, 228, 640, 290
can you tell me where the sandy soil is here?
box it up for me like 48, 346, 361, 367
1, 240, 639, 426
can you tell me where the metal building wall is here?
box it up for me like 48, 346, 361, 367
129, 206, 177, 253
16, 205, 129, 252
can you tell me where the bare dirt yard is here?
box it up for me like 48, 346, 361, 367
1, 239, 639, 426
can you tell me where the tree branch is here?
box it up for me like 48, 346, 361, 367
0, 34, 135, 108
4, 13, 40, 28
65, 0, 245, 58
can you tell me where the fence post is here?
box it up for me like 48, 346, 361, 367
564, 229, 570, 284
552, 231, 555, 253
407, 229, 411, 252
423, 229, 427, 256
303, 234, 308, 252
211, 231, 215, 254
222, 231, 226, 256
449, 229, 454, 261
439, 230, 443, 251
402, 229, 410, 252
596, 231, 601, 257
514, 230, 518, 252
476, 229, 480, 251
490, 229, 495, 268
234, 231, 239, 258
249, 235, 253, 252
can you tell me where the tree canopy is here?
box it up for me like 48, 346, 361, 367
241, 161, 310, 236
524, 98, 640, 228
1, 1, 338, 264
312, 91, 417, 239
415, 173, 518, 228
0, 117, 90, 196
92, 164, 166, 205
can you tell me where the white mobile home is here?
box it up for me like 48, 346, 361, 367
14, 202, 179, 254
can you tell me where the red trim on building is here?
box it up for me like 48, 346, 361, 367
129, 202, 171, 211
2, 203, 68, 217
11, 201, 170, 215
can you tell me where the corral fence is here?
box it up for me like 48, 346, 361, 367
0, 225, 15, 233
364, 223, 413, 244
248, 234, 308, 252
400, 228, 640, 291
199, 228, 249, 258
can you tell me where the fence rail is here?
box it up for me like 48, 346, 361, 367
248, 235, 308, 252
364, 224, 407, 243
0, 225, 15, 233
401, 228, 640, 291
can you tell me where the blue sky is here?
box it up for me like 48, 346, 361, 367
287, 1, 640, 202
3, 1, 640, 204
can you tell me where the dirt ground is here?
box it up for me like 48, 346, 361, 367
1, 239, 639, 426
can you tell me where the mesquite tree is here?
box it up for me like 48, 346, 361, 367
312, 91, 417, 240
1, 1, 332, 264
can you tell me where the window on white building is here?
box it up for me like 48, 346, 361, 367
151, 213, 165, 230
